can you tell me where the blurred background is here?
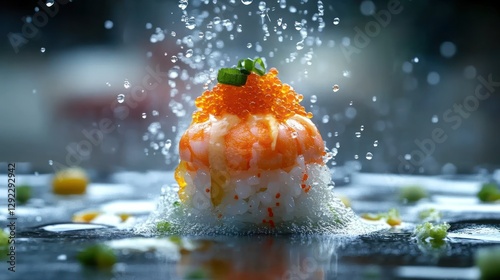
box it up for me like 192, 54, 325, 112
0, 0, 499, 175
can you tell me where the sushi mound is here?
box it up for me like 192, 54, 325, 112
141, 59, 371, 235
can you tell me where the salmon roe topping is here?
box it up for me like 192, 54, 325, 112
193, 68, 309, 123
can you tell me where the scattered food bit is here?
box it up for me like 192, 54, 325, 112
16, 185, 32, 204
477, 183, 500, 202
338, 195, 351, 208
72, 211, 101, 223
361, 208, 401, 227
173, 201, 181, 207
413, 222, 450, 241
72, 211, 131, 224
156, 221, 173, 234
400, 185, 428, 203
77, 244, 116, 269
52, 167, 89, 195
475, 246, 500, 280
418, 208, 442, 222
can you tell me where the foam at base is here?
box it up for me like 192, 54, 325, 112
138, 164, 377, 235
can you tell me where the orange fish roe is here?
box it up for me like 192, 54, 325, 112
193, 68, 309, 123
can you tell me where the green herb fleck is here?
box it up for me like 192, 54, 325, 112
156, 221, 173, 234
413, 222, 450, 241
400, 185, 427, 203
173, 201, 181, 207
77, 244, 116, 269
477, 183, 500, 202
16, 185, 32, 204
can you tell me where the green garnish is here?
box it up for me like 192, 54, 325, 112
475, 246, 500, 280
413, 222, 450, 241
361, 208, 401, 227
418, 208, 442, 222
156, 221, 173, 234
477, 183, 500, 202
77, 244, 116, 269
173, 201, 181, 207
400, 185, 428, 203
217, 57, 267, 86
16, 185, 32, 204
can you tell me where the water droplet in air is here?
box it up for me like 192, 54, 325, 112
310, 95, 317, 103
145, 23, 152, 29
412, 57, 419, 63
171, 56, 178, 63
373, 140, 378, 147
294, 21, 302, 30
241, 0, 253, 5
355, 132, 361, 138
178, 0, 188, 10
104, 20, 113, 29
333, 17, 340, 25
404, 154, 411, 160
354, 154, 359, 159
360, 125, 364, 131
247, 43, 252, 48
366, 152, 373, 160
372, 96, 377, 102
322, 115, 329, 123
431, 115, 439, 123
185, 17, 196, 30
165, 139, 172, 150
48, 160, 53, 166
236, 24, 243, 32
123, 80, 131, 89
46, 0, 54, 7
332, 84, 340, 92
142, 113, 147, 119
152, 110, 159, 116
342, 70, 350, 77
40, 47, 46, 53
117, 94, 125, 103
296, 41, 304, 50
185, 49, 193, 58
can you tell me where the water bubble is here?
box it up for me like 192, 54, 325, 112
349, 101, 353, 106
372, 96, 377, 102
117, 94, 125, 103
342, 70, 350, 77
427, 71, 440, 85
247, 43, 252, 48
431, 114, 439, 123
463, 65, 476, 79
241, 0, 253, 5
48, 160, 53, 165
198, 31, 204, 38
123, 80, 131, 89
171, 56, 178, 63
355, 132, 361, 138
402, 61, 413, 73
354, 154, 359, 159
322, 115, 329, 123
360, 1, 376, 16
104, 20, 113, 29
373, 140, 378, 147
310, 95, 317, 103
185, 17, 196, 30
213, 17, 221, 25
165, 139, 172, 150
277, 18, 283, 26
185, 49, 193, 58
332, 84, 340, 92
360, 125, 364, 131
440, 41, 456, 58
366, 152, 373, 160
142, 113, 147, 119
404, 154, 411, 160
333, 17, 340, 25
294, 21, 302, 30
106, 82, 111, 87
412, 57, 419, 63
236, 24, 243, 32
46, 0, 54, 7
40, 47, 46, 53
152, 110, 159, 116
178, 0, 188, 10
170, 31, 176, 37
296, 41, 304, 50
145, 23, 152, 29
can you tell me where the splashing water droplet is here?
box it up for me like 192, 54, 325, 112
123, 80, 131, 89
354, 154, 359, 159
333, 17, 340, 25
178, 0, 188, 10
104, 20, 113, 29
296, 41, 304, 50
431, 115, 439, 123
46, 0, 54, 7
40, 47, 46, 53
48, 160, 53, 165
165, 139, 172, 150
247, 43, 252, 48
360, 125, 364, 131
142, 113, 147, 119
372, 96, 377, 102
152, 110, 159, 116
241, 0, 253, 5
412, 57, 419, 63
185, 49, 193, 58
117, 94, 125, 103
171, 56, 178, 63
294, 21, 302, 30
310, 95, 317, 103
342, 70, 350, 77
373, 140, 378, 147
332, 84, 340, 92
366, 152, 373, 160
355, 132, 361, 138
185, 17, 196, 30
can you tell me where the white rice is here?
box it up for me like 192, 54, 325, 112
139, 157, 375, 235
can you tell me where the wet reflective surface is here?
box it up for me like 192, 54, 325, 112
2, 172, 499, 279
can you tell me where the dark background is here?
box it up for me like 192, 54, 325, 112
0, 0, 499, 175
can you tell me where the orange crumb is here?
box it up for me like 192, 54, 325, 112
302, 173, 309, 181
234, 195, 239, 200
275, 193, 281, 199
205, 188, 210, 193
268, 207, 274, 217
